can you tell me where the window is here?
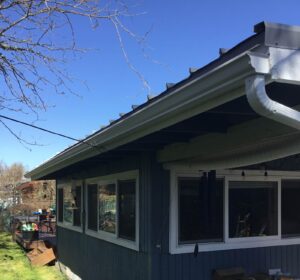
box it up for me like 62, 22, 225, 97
85, 171, 139, 250
99, 183, 116, 233
170, 170, 300, 254
73, 186, 82, 227
57, 182, 82, 231
118, 180, 136, 241
178, 176, 224, 243
63, 187, 74, 224
58, 188, 63, 223
282, 180, 300, 238
229, 181, 278, 238
87, 184, 98, 231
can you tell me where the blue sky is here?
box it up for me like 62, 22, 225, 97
1, 0, 300, 171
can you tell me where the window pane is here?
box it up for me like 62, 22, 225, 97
73, 186, 81, 227
282, 180, 300, 237
99, 184, 116, 233
178, 176, 224, 244
229, 181, 278, 238
58, 188, 63, 222
118, 180, 136, 241
63, 187, 74, 224
88, 184, 98, 231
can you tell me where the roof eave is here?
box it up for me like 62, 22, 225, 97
26, 51, 268, 180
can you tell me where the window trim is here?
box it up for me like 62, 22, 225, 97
169, 169, 300, 254
85, 170, 139, 251
57, 180, 83, 233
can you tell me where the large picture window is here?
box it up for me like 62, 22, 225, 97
57, 182, 83, 231
85, 171, 139, 250
170, 170, 300, 254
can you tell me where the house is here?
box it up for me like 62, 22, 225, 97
27, 22, 300, 279
16, 180, 56, 214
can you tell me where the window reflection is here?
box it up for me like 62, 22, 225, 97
63, 187, 74, 224
229, 181, 278, 238
99, 183, 116, 233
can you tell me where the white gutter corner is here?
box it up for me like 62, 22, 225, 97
246, 74, 300, 130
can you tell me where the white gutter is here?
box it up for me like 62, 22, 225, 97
246, 74, 300, 130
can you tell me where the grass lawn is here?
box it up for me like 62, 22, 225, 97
0, 232, 66, 280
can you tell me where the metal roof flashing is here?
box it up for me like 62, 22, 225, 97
254, 21, 300, 50
26, 22, 300, 180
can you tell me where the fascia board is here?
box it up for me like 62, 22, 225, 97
27, 52, 269, 179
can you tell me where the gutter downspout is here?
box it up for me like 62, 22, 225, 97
246, 74, 300, 130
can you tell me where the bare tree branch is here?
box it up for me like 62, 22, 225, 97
0, 0, 151, 145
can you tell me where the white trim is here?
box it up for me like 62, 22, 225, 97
57, 223, 83, 233
171, 237, 300, 254
85, 229, 138, 251
57, 180, 83, 233
85, 170, 139, 251
169, 169, 300, 254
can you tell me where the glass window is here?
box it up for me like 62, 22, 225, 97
118, 180, 136, 241
73, 186, 82, 227
58, 188, 63, 223
178, 176, 224, 244
88, 184, 98, 231
229, 181, 278, 238
282, 180, 300, 238
63, 187, 74, 224
57, 184, 82, 227
99, 183, 116, 233
85, 171, 138, 249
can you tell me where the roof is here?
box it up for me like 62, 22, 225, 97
26, 22, 300, 180
16, 182, 33, 191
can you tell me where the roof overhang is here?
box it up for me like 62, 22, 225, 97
28, 51, 268, 179
27, 22, 300, 179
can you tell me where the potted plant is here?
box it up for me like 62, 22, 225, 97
21, 222, 39, 241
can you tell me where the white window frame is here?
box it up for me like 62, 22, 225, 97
225, 176, 280, 244
85, 170, 139, 251
170, 169, 300, 254
57, 180, 83, 233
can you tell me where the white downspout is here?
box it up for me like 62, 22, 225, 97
245, 74, 300, 130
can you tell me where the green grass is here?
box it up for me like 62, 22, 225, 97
0, 232, 66, 280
